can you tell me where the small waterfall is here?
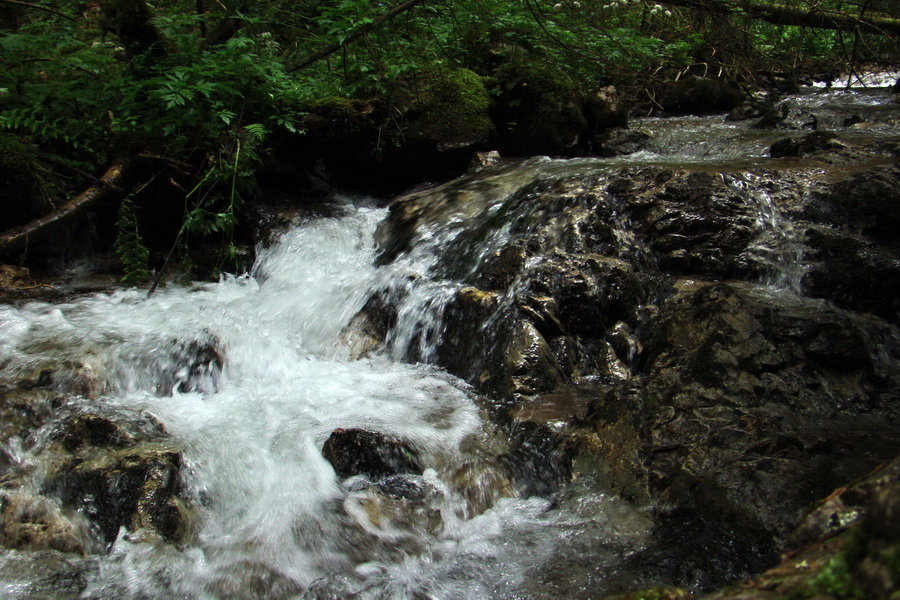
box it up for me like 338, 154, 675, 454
726, 173, 808, 294
0, 195, 650, 600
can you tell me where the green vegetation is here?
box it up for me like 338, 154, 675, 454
0, 0, 897, 282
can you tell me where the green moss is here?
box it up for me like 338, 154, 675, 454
403, 67, 493, 149
783, 552, 868, 600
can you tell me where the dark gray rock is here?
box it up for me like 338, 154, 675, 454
592, 128, 652, 157
770, 131, 844, 157
659, 77, 746, 115
322, 428, 424, 481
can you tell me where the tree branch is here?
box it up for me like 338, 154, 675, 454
0, 163, 132, 255
286, 0, 431, 72
658, 0, 900, 36
0, 0, 76, 21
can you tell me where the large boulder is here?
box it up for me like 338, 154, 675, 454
802, 164, 900, 248
571, 280, 900, 591
658, 77, 745, 115
490, 60, 591, 156
770, 131, 845, 157
798, 165, 900, 320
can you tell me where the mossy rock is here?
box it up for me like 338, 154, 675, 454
397, 67, 494, 151
490, 59, 589, 156
0, 133, 51, 230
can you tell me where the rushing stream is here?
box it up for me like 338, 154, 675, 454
0, 83, 898, 599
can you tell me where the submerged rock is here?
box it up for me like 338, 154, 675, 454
591, 128, 652, 157
0, 549, 98, 600
0, 492, 91, 553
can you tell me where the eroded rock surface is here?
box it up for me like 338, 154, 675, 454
362, 158, 900, 593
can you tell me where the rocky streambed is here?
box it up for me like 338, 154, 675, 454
0, 85, 899, 599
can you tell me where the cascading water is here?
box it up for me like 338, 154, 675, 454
725, 173, 809, 293
0, 198, 649, 599
1, 83, 898, 599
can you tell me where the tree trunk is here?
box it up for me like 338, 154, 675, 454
659, 0, 900, 36
0, 163, 131, 255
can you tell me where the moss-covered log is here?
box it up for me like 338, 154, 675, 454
659, 0, 900, 36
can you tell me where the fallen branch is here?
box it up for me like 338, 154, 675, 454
658, 0, 900, 36
0, 163, 132, 255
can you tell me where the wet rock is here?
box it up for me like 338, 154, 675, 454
153, 336, 224, 396
750, 100, 819, 130
0, 549, 98, 600
591, 128, 652, 157
43, 444, 190, 546
0, 388, 61, 475
51, 414, 129, 452
523, 252, 641, 337
726, 93, 779, 122
624, 171, 759, 278
322, 429, 424, 481
480, 244, 528, 290
639, 282, 900, 535
699, 454, 900, 600
343, 473, 443, 540
803, 164, 900, 248
469, 150, 502, 171
769, 131, 845, 157
374, 169, 506, 265
341, 292, 397, 359
435, 285, 502, 380
204, 560, 304, 600
449, 460, 515, 517
570, 385, 647, 503
0, 492, 91, 553
802, 225, 900, 321
500, 320, 567, 397
500, 420, 573, 497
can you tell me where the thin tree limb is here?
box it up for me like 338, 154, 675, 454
286, 0, 431, 72
657, 0, 900, 36
0, 0, 76, 21
0, 163, 131, 255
